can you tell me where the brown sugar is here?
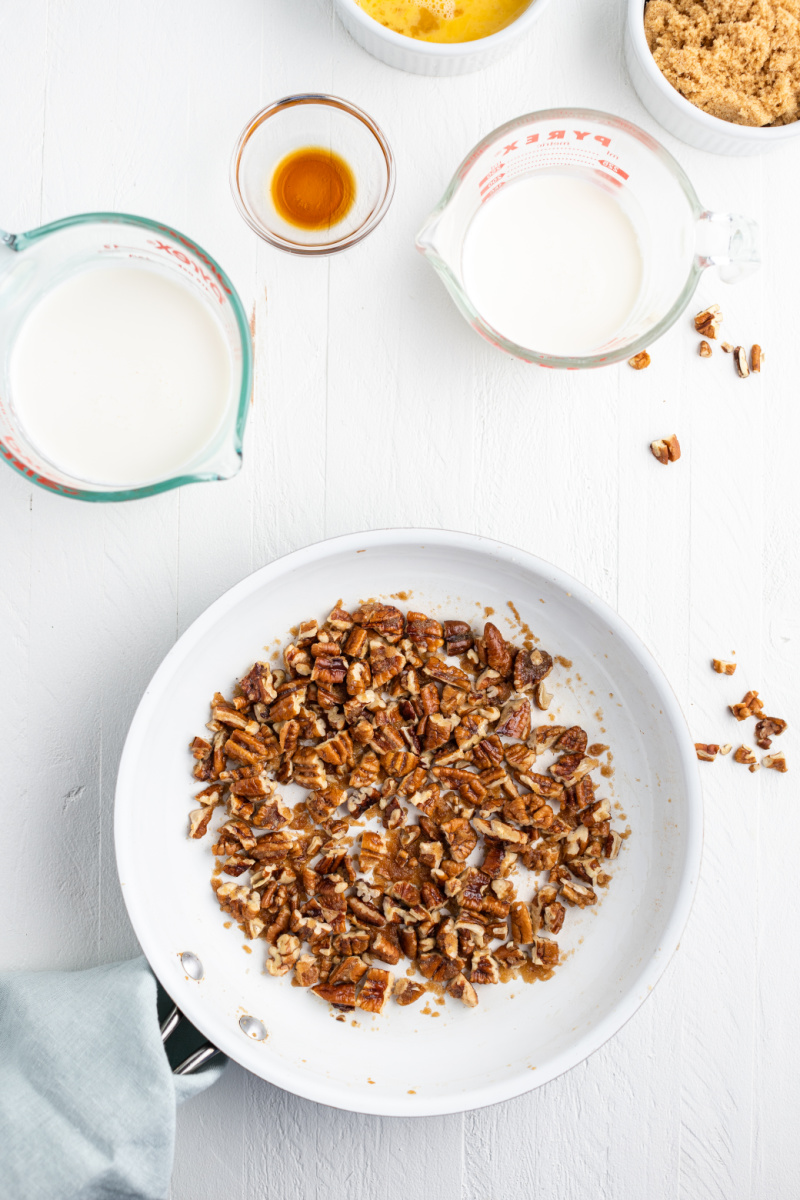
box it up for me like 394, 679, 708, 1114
644, 0, 800, 126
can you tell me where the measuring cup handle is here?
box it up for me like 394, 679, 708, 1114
696, 211, 760, 284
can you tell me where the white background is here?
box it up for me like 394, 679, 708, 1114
1, 0, 798, 1196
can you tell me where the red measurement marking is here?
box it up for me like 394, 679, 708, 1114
598, 161, 629, 179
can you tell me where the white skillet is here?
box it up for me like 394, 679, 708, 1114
115, 529, 702, 1115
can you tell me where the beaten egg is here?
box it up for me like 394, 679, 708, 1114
355, 0, 533, 42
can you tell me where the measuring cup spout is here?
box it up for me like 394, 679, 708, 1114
696, 210, 760, 284
415, 211, 445, 260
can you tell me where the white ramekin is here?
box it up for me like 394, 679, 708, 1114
626, 0, 800, 155
332, 0, 556, 75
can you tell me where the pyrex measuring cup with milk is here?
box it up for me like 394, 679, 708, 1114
0, 213, 252, 500
416, 109, 760, 368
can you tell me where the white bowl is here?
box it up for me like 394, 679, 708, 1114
626, 0, 800, 155
332, 0, 556, 75
115, 529, 702, 1116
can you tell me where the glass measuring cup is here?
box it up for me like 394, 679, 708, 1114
416, 108, 760, 368
0, 213, 252, 500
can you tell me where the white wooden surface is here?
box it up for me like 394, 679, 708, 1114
1, 0, 798, 1195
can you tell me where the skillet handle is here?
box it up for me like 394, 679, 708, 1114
160, 1003, 222, 1075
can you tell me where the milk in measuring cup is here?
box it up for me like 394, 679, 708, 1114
462, 174, 644, 357
10, 264, 231, 486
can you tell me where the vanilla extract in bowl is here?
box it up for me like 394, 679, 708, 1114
270, 147, 356, 231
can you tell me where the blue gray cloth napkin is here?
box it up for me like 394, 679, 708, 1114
0, 956, 224, 1200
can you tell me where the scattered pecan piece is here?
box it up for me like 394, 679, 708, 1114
695, 743, 719, 762
650, 435, 681, 465
751, 344, 762, 373
754, 717, 787, 750
731, 691, 764, 721
734, 346, 749, 378
699, 340, 712, 357
733, 745, 757, 767
628, 350, 651, 369
694, 304, 722, 338
763, 752, 787, 772
712, 659, 736, 675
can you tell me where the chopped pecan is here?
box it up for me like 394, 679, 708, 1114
370, 641, 406, 688
628, 350, 651, 369
751, 344, 762, 373
520, 772, 564, 802
754, 717, 787, 749
344, 626, 369, 658
650, 435, 681, 465
699, 339, 712, 357
370, 928, 401, 965
418, 952, 461, 982
763, 752, 787, 772
317, 730, 354, 767
509, 901, 534, 945
423, 656, 471, 690
550, 754, 599, 788
352, 602, 404, 642
329, 955, 369, 986
542, 901, 565, 934
292, 747, 328, 791
423, 712, 453, 752
559, 881, 597, 908
443, 620, 473, 656
395, 978, 426, 1006
694, 304, 722, 338
406, 613, 444, 652
311, 981, 357, 1009
695, 743, 719, 762
734, 346, 749, 378
470, 952, 500, 985
349, 749, 380, 789
440, 818, 479, 862
418, 840, 444, 869
447, 972, 479, 1007
357, 967, 394, 1013
532, 680, 553, 710
188, 807, 214, 839
495, 696, 532, 740
554, 726, 587, 755
484, 623, 513, 677
494, 941, 527, 968
381, 750, 419, 778
327, 604, 354, 630
293, 954, 320, 988
731, 691, 764, 721
533, 938, 559, 968
348, 895, 385, 927
712, 659, 737, 675
266, 933, 301, 977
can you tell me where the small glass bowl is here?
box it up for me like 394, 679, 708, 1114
230, 94, 395, 255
